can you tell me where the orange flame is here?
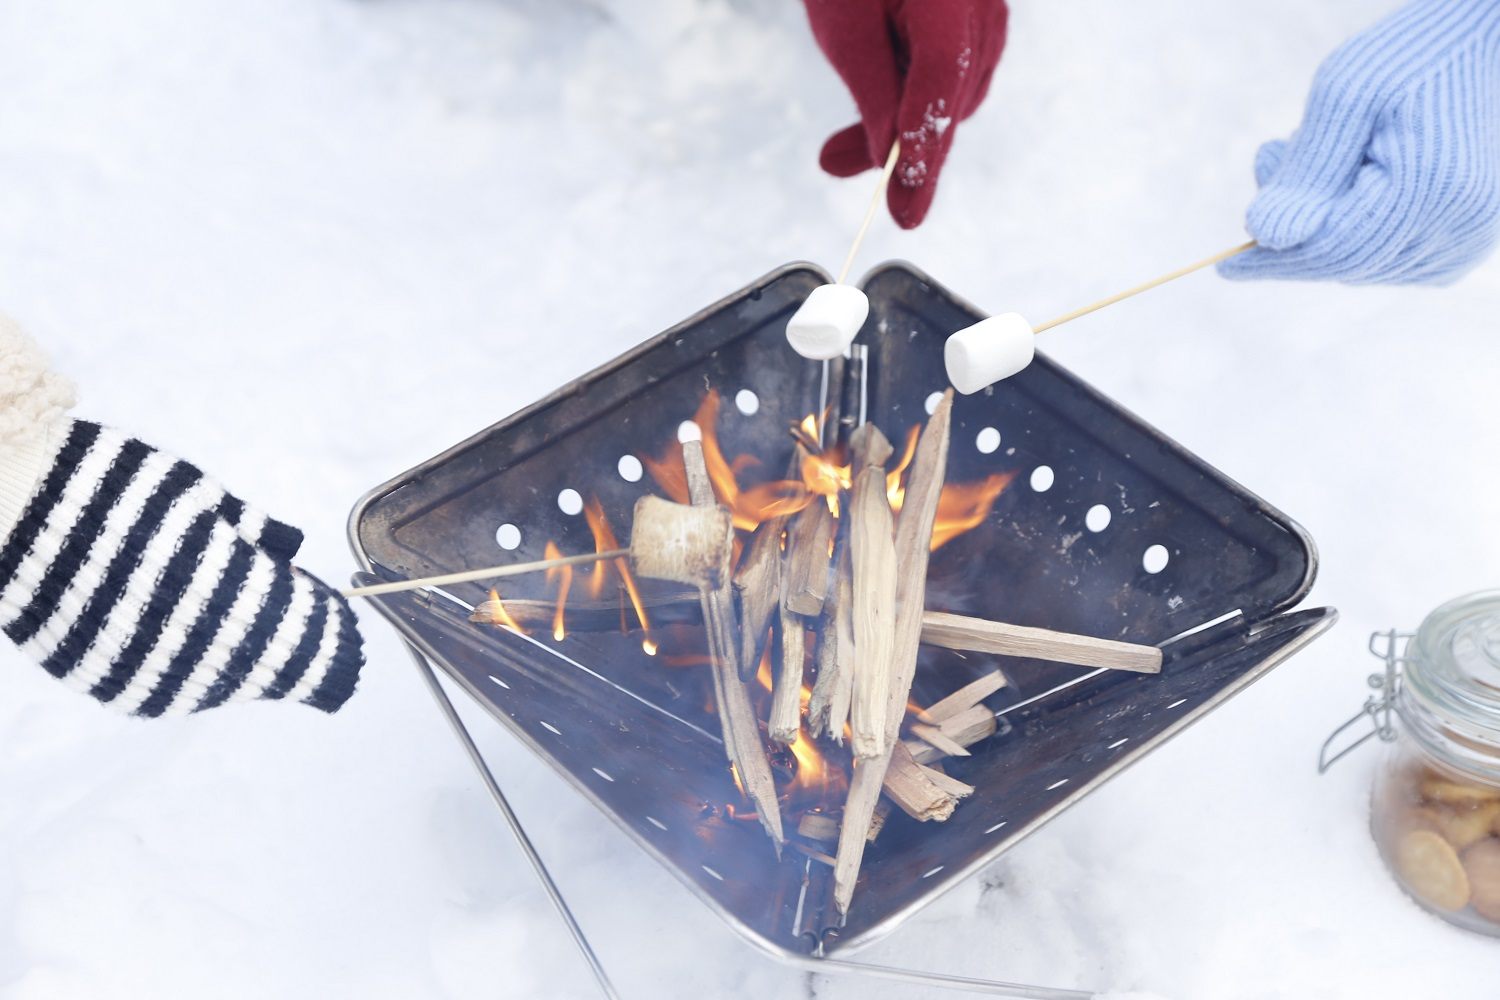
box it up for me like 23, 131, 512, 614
886, 426, 920, 512
644, 391, 812, 531
543, 542, 572, 641
584, 498, 656, 654
930, 472, 1016, 550
483, 588, 527, 635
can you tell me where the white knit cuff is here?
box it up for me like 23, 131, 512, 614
0, 420, 65, 546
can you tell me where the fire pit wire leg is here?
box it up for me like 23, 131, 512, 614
399, 641, 621, 1000
788, 956, 1093, 999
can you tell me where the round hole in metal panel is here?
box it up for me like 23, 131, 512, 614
1143, 544, 1170, 574
734, 389, 760, 416
1029, 465, 1055, 492
678, 420, 703, 443
557, 489, 583, 516
495, 523, 522, 550
1085, 504, 1112, 532
975, 427, 1001, 454
924, 391, 944, 415
617, 455, 643, 482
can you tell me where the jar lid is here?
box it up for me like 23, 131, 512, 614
1402, 590, 1500, 762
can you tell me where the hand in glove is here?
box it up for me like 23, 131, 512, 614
1221, 0, 1500, 285
0, 316, 363, 717
804, 0, 1010, 228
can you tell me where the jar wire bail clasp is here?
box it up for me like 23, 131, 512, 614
1317, 629, 1412, 774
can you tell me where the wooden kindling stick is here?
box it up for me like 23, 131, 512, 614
344, 549, 628, 598
467, 596, 1163, 675
1032, 239, 1257, 335
837, 140, 901, 285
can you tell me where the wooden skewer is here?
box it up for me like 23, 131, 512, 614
835, 140, 902, 285
344, 549, 627, 598
1032, 239, 1257, 335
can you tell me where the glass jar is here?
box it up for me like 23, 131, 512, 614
1366, 591, 1500, 935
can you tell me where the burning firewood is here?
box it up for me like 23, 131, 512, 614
680, 439, 784, 848
733, 516, 785, 678
834, 392, 955, 914
782, 486, 835, 618
807, 542, 855, 742
769, 598, 805, 745
847, 423, 898, 760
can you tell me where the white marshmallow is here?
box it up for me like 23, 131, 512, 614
944, 313, 1036, 395
785, 283, 869, 361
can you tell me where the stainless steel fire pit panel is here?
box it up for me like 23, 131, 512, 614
349, 262, 1333, 961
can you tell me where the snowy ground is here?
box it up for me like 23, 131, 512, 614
3, 0, 1500, 997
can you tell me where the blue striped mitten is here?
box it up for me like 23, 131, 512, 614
1221, 0, 1500, 285
0, 316, 363, 717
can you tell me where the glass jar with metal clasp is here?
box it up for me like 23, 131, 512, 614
1321, 590, 1500, 935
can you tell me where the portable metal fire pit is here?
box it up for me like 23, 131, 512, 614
348, 262, 1336, 995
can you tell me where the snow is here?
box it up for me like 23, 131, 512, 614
3, 0, 1500, 997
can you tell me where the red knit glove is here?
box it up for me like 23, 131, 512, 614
804, 0, 1009, 228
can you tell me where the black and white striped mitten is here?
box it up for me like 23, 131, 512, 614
0, 316, 363, 717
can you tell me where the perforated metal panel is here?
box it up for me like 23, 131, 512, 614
349, 262, 1334, 958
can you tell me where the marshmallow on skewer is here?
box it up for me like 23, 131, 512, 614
943, 313, 1036, 395
786, 283, 870, 361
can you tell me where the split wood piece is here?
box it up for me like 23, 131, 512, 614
914, 670, 1008, 726
797, 813, 839, 843
834, 400, 955, 913
847, 425, 897, 760
882, 390, 953, 747
907, 705, 999, 766
882, 742, 968, 822
834, 755, 888, 912
921, 612, 1162, 674
682, 439, 783, 847
770, 601, 806, 745
469, 596, 1159, 675
782, 491, 836, 618
733, 516, 786, 677
869, 707, 1001, 846
909, 722, 971, 758
807, 543, 855, 741
867, 801, 891, 843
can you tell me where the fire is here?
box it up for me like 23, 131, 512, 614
543, 542, 572, 641
483, 588, 527, 634
930, 472, 1016, 550
886, 426, 919, 511
583, 498, 656, 654
644, 391, 812, 531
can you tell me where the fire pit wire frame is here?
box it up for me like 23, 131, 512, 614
348, 262, 1336, 997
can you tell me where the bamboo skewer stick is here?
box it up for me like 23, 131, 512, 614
836, 140, 902, 285
345, 549, 628, 598
1032, 240, 1257, 335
